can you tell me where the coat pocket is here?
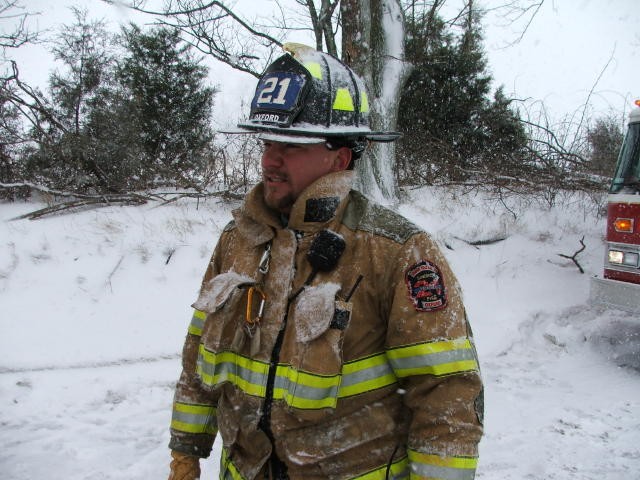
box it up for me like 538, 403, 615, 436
286, 284, 352, 416
193, 271, 255, 353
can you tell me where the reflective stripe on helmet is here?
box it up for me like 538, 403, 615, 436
303, 61, 323, 79
333, 88, 355, 111
360, 91, 370, 113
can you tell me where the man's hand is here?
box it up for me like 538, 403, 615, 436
168, 450, 201, 480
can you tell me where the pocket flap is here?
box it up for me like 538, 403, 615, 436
294, 282, 341, 343
192, 271, 255, 313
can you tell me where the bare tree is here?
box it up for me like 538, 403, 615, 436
342, 0, 409, 202
116, 0, 407, 200
106, 0, 285, 77
291, 0, 340, 55
0, 0, 38, 54
1, 0, 43, 137
105, 0, 547, 202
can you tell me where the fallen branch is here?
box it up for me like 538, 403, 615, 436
165, 248, 176, 265
106, 256, 125, 293
10, 195, 149, 220
558, 236, 586, 274
453, 235, 508, 249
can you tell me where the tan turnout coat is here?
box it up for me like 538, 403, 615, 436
169, 171, 483, 480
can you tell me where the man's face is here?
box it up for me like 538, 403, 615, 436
261, 141, 350, 214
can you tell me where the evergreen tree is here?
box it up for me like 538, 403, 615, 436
23, 20, 218, 193
0, 96, 24, 197
586, 114, 624, 177
25, 7, 114, 191
397, 7, 527, 185
117, 25, 217, 188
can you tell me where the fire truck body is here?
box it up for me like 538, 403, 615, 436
590, 101, 640, 312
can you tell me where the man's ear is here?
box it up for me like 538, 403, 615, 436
331, 147, 353, 172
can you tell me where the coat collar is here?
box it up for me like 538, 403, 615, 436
233, 171, 354, 246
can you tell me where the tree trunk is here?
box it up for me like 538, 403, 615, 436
341, 0, 410, 204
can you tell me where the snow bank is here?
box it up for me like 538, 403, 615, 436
1, 187, 639, 479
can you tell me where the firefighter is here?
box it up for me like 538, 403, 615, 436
167, 44, 483, 480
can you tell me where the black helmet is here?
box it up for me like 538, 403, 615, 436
232, 44, 400, 144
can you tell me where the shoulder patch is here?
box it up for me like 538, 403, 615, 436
405, 260, 447, 312
342, 190, 422, 244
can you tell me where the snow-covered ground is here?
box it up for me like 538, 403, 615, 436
1, 186, 639, 479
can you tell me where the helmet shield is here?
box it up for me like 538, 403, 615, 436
236, 48, 400, 142
248, 54, 312, 128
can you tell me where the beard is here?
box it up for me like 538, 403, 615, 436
263, 185, 295, 214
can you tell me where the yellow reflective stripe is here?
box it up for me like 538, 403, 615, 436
174, 402, 215, 415
387, 338, 479, 377
170, 419, 216, 435
220, 447, 246, 480
339, 353, 397, 398
303, 61, 323, 79
171, 402, 217, 435
333, 88, 355, 111
353, 455, 409, 479
197, 347, 269, 397
197, 348, 397, 409
360, 91, 370, 112
188, 309, 206, 336
274, 365, 341, 409
408, 450, 477, 480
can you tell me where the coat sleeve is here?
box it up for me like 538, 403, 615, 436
168, 236, 226, 458
385, 232, 484, 479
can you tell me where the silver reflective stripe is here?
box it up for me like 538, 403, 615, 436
188, 310, 206, 336
390, 348, 476, 371
171, 402, 216, 434
411, 462, 476, 480
274, 373, 340, 401
340, 359, 395, 389
197, 352, 269, 397
198, 347, 398, 409
172, 409, 210, 428
387, 338, 479, 377
273, 366, 341, 409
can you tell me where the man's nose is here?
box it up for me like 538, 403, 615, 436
261, 143, 284, 168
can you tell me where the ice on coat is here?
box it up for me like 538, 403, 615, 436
294, 282, 341, 342
192, 271, 255, 313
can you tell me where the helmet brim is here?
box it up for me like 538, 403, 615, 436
221, 123, 401, 143
258, 132, 326, 144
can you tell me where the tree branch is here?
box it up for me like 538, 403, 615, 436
558, 236, 586, 274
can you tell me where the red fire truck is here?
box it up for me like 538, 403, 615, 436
591, 100, 640, 312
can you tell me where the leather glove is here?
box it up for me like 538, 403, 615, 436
168, 450, 201, 480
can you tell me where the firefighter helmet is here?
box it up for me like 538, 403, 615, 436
233, 44, 400, 144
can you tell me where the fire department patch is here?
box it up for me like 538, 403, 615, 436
405, 260, 447, 312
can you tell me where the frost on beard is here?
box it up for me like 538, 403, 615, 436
294, 282, 341, 343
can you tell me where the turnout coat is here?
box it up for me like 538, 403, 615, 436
169, 171, 483, 480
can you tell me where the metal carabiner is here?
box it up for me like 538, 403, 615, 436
246, 286, 267, 325
258, 243, 271, 275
